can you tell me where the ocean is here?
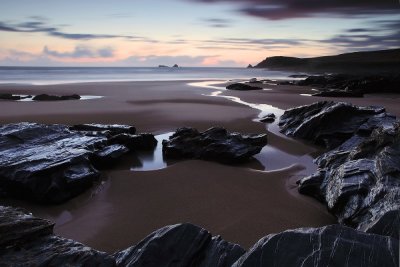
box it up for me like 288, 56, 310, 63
0, 67, 301, 85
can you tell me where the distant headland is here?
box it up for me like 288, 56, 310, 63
253, 48, 400, 73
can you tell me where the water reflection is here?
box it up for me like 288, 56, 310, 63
131, 132, 173, 171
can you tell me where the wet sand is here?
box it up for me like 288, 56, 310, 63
1, 80, 398, 252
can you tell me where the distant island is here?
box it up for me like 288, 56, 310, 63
158, 64, 179, 68
253, 48, 400, 73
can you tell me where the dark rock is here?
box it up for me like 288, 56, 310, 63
172, 64, 179, 67
32, 94, 81, 101
279, 101, 400, 239
90, 144, 129, 169
0, 206, 116, 267
1, 205, 397, 266
279, 101, 390, 149
113, 223, 245, 267
259, 113, 276, 123
226, 83, 262, 91
232, 225, 399, 267
298, 73, 400, 94
0, 93, 21, 100
312, 90, 364, 97
108, 133, 157, 151
288, 74, 309, 78
247, 64, 253, 68
0, 122, 152, 204
0, 206, 53, 247
162, 127, 267, 164
158, 65, 168, 68
70, 123, 136, 136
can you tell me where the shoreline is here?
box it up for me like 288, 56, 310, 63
1, 79, 399, 252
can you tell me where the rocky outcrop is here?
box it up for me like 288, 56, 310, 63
32, 94, 81, 101
279, 101, 400, 239
226, 83, 262, 91
0, 206, 115, 266
298, 73, 400, 95
162, 127, 267, 164
312, 90, 364, 98
114, 223, 245, 267
2, 206, 398, 266
259, 113, 276, 123
0, 94, 22, 100
0, 122, 155, 204
233, 225, 399, 267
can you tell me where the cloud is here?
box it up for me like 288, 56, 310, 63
323, 19, 400, 50
0, 20, 141, 40
188, 0, 400, 20
43, 46, 115, 58
201, 18, 233, 28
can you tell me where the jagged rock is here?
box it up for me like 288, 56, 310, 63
32, 94, 81, 101
312, 90, 364, 98
232, 225, 399, 267
0, 122, 153, 203
113, 223, 245, 267
298, 73, 400, 94
108, 133, 157, 151
226, 83, 262, 91
247, 64, 253, 68
279, 101, 400, 239
259, 113, 276, 123
0, 206, 115, 267
172, 64, 179, 68
1, 206, 397, 266
279, 101, 391, 149
0, 206, 53, 247
162, 127, 267, 164
0, 93, 21, 100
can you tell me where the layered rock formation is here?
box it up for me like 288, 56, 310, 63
279, 101, 400, 239
298, 73, 400, 95
162, 127, 267, 164
1, 206, 398, 266
0, 122, 156, 204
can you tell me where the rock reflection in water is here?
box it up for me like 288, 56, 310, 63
131, 132, 173, 171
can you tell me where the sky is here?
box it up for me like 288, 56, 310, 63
0, 0, 399, 67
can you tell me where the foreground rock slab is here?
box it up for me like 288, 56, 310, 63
233, 225, 399, 267
114, 223, 245, 267
279, 101, 400, 239
0, 122, 156, 204
0, 206, 115, 266
162, 127, 267, 164
1, 206, 398, 266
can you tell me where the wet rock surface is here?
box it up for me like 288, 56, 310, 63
1, 206, 397, 266
279, 101, 400, 239
298, 73, 400, 96
0, 122, 155, 204
259, 113, 276, 123
0, 206, 116, 267
226, 83, 262, 91
233, 225, 399, 267
114, 223, 245, 267
162, 127, 267, 164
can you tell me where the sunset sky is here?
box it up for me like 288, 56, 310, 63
0, 0, 399, 67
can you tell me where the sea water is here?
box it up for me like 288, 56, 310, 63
0, 66, 301, 85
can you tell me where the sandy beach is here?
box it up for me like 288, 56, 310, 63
1, 80, 399, 253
